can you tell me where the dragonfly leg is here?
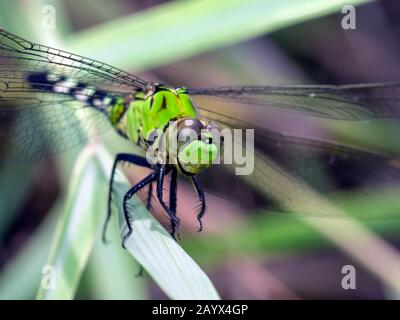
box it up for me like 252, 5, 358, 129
121, 171, 158, 249
191, 176, 206, 232
146, 182, 153, 211
156, 165, 180, 239
169, 168, 179, 238
103, 153, 152, 245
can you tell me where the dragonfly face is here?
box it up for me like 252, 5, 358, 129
172, 117, 220, 175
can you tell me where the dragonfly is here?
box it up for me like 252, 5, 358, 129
1, 29, 400, 248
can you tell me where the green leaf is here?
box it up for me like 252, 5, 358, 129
85, 233, 147, 300
65, 0, 372, 71
37, 144, 219, 300
36, 145, 108, 299
95, 147, 220, 300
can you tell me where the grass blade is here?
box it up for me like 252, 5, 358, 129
95, 147, 220, 300
37, 143, 219, 299
36, 145, 108, 299
66, 0, 372, 71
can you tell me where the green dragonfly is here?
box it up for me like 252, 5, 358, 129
1, 29, 400, 248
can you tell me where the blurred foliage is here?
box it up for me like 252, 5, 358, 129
2, 0, 400, 300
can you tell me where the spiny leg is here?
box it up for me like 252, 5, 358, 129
169, 168, 179, 238
146, 182, 153, 211
122, 171, 158, 248
103, 153, 152, 244
137, 182, 153, 277
191, 175, 206, 232
156, 165, 180, 239
169, 168, 177, 213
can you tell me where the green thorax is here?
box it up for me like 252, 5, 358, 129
110, 85, 197, 148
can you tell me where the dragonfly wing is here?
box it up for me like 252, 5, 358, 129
0, 76, 113, 162
0, 28, 149, 162
0, 29, 149, 92
189, 83, 400, 120
197, 105, 400, 218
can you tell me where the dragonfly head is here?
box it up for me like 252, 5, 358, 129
172, 118, 222, 175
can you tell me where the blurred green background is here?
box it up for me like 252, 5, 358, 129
1, 0, 400, 299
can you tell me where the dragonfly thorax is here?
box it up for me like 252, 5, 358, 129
120, 85, 221, 175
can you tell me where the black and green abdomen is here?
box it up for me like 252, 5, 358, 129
25, 72, 197, 151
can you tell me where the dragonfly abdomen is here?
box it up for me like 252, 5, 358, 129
26, 71, 118, 117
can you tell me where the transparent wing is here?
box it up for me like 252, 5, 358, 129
197, 106, 400, 218
0, 29, 150, 162
0, 29, 149, 92
189, 83, 400, 120
0, 77, 114, 162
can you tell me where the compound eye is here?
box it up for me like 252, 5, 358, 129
177, 118, 204, 132
177, 118, 204, 143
